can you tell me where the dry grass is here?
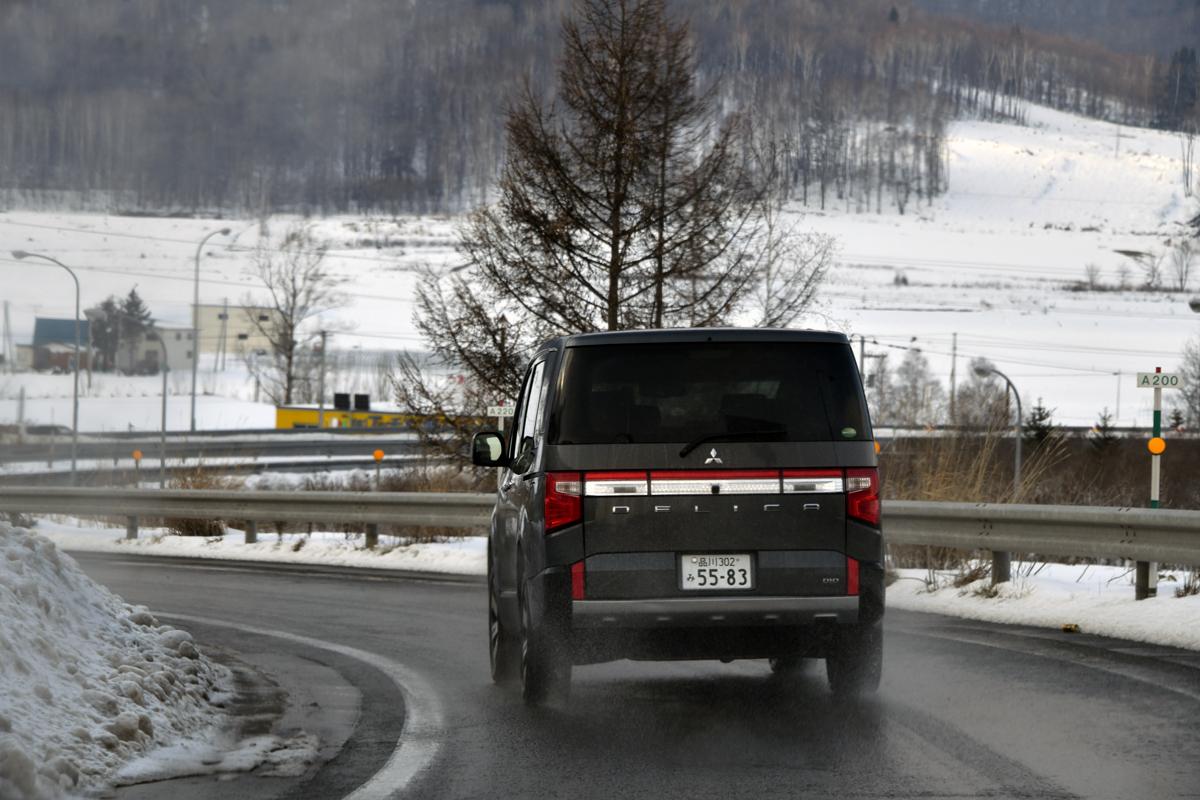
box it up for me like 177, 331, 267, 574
161, 465, 240, 537
1177, 571, 1200, 598
882, 430, 1066, 572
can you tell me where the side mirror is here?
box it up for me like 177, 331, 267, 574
472, 431, 508, 467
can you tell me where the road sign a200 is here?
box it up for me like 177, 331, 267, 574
1136, 372, 1180, 388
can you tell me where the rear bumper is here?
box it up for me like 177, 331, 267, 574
572, 595, 859, 628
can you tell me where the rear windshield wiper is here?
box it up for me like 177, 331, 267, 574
678, 429, 787, 458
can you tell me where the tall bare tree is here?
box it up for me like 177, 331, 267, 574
748, 129, 836, 328
243, 225, 341, 405
1170, 239, 1195, 291
414, 0, 767, 401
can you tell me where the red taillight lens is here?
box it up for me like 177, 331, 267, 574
845, 467, 880, 527
545, 472, 582, 532
846, 556, 860, 596
571, 560, 586, 600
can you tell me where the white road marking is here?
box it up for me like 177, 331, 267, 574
162, 613, 445, 800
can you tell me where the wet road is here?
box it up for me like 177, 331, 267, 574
73, 552, 1200, 800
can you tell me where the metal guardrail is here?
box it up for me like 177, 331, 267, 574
1, 488, 1197, 572
0, 436, 423, 464
0, 487, 493, 534
885, 500, 1200, 566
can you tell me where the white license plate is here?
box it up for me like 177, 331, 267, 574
680, 553, 754, 591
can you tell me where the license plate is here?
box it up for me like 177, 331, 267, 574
680, 553, 754, 591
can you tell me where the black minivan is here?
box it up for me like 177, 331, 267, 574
472, 328, 883, 704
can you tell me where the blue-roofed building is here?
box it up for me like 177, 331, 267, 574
31, 317, 91, 371
32, 317, 90, 347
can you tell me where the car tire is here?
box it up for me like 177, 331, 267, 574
488, 550, 519, 685
826, 622, 882, 696
518, 573, 571, 706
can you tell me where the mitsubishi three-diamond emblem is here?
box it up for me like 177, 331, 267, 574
704, 448, 723, 465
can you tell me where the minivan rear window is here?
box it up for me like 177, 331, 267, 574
550, 342, 871, 445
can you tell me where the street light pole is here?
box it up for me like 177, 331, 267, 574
973, 360, 1023, 584
148, 327, 170, 488
12, 250, 81, 483
191, 228, 231, 432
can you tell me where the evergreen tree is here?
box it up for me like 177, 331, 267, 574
120, 289, 153, 370
1169, 408, 1186, 430
85, 295, 123, 372
1089, 408, 1118, 453
1025, 398, 1058, 444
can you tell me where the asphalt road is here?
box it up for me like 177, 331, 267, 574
72, 553, 1200, 800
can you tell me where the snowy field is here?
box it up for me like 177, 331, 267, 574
3, 103, 1200, 430
0, 522, 233, 799
30, 517, 1200, 652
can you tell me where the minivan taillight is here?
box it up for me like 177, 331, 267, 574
545, 472, 582, 532
845, 467, 880, 527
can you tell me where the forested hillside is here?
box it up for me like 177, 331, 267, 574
0, 0, 1188, 214
913, 0, 1200, 58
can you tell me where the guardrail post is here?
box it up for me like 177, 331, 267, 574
245, 521, 257, 545
992, 550, 1011, 584
365, 523, 379, 549
125, 516, 138, 540
1135, 561, 1158, 600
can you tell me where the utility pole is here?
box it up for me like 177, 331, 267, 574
857, 334, 866, 376
2, 300, 11, 372
317, 330, 328, 429
949, 332, 958, 425
1115, 371, 1122, 422
213, 297, 229, 375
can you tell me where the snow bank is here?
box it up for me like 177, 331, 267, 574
0, 522, 231, 800
889, 562, 1200, 651
37, 518, 487, 576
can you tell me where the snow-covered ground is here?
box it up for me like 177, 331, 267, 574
889, 562, 1200, 652
36, 518, 487, 576
3, 103, 1199, 430
0, 522, 233, 799
30, 516, 1200, 652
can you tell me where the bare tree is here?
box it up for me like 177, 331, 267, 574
956, 358, 1010, 429
1117, 248, 1165, 290
1176, 335, 1200, 427
1083, 262, 1102, 290
749, 130, 835, 327
1170, 239, 1195, 292
243, 225, 342, 405
1181, 129, 1196, 197
889, 348, 946, 427
410, 0, 765, 405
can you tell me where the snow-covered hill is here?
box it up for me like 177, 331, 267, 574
2, 103, 1197, 430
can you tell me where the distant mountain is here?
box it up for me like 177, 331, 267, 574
912, 0, 1200, 58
